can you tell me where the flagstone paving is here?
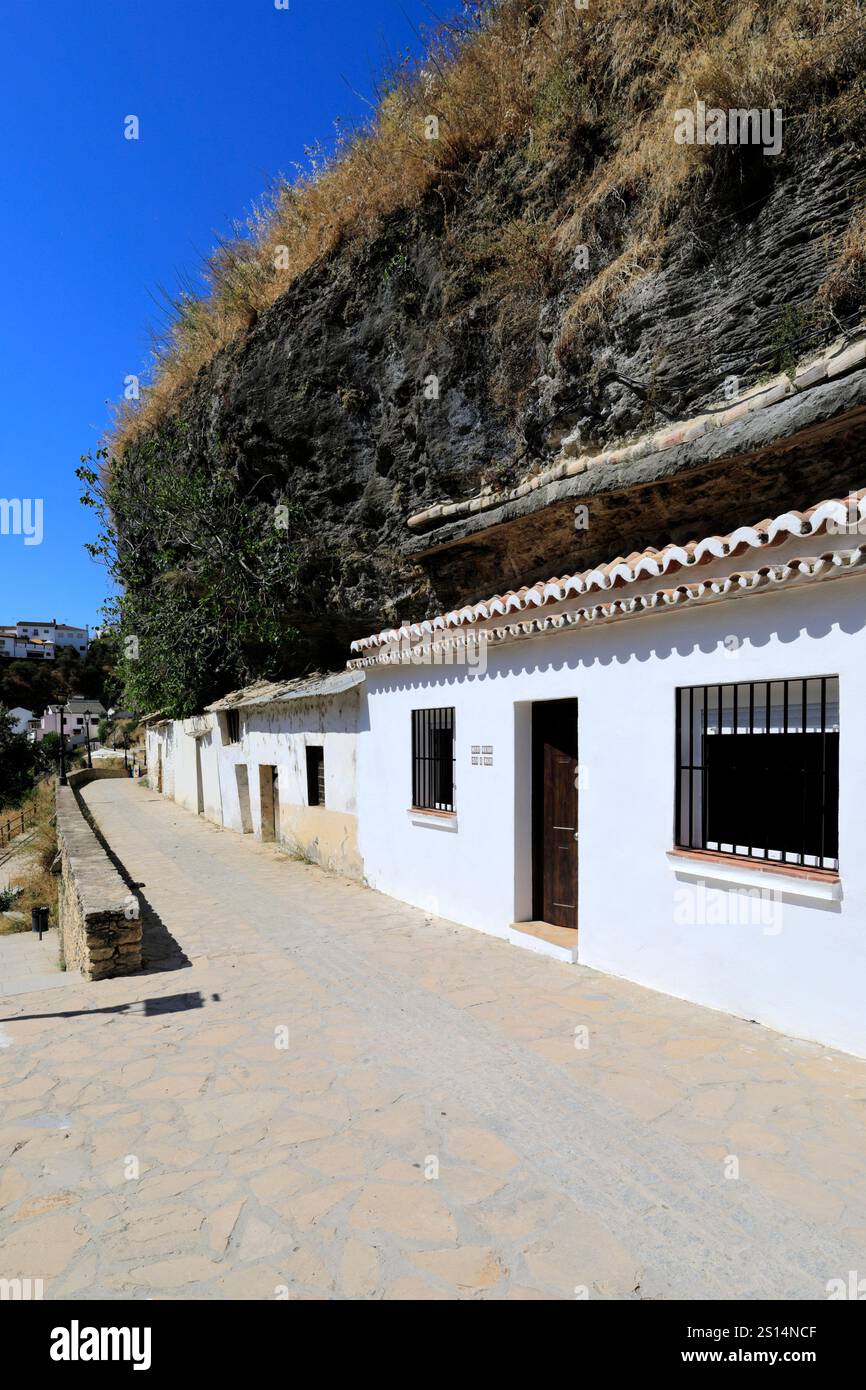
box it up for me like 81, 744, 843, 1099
0, 838, 84, 997
1, 779, 866, 1300
0, 929, 83, 998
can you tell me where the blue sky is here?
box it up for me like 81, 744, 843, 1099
0, 0, 442, 631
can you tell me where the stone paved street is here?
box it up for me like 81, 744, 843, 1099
1, 779, 866, 1300
0, 837, 84, 998
0, 930, 82, 999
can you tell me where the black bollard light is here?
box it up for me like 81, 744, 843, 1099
31, 905, 49, 939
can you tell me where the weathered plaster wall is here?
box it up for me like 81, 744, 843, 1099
280, 805, 362, 878
149, 691, 364, 879
145, 723, 178, 799
172, 722, 203, 816
199, 729, 222, 823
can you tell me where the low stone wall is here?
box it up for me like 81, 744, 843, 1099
56, 785, 142, 981
66, 766, 129, 791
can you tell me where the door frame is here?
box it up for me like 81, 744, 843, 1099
194, 739, 204, 816
531, 698, 579, 929
235, 765, 253, 835
258, 764, 278, 843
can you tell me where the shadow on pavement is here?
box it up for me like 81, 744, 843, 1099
1, 990, 216, 1024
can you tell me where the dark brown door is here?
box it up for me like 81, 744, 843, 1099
532, 699, 579, 930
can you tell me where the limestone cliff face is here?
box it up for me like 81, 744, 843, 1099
115, 32, 866, 712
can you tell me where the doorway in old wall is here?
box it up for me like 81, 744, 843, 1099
531, 699, 579, 933
235, 766, 253, 834
194, 740, 204, 816
258, 765, 279, 843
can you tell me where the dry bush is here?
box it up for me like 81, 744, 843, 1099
556, 241, 662, 360
817, 206, 866, 324
111, 0, 866, 455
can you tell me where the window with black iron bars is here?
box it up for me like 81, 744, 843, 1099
675, 676, 839, 871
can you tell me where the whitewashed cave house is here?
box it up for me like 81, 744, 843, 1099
145, 670, 363, 879
349, 489, 866, 1060
146, 489, 866, 1060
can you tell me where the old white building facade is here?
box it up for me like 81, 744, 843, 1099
146, 490, 866, 1059
37, 699, 106, 747
146, 671, 363, 879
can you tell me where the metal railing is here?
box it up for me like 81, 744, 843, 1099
0, 806, 34, 848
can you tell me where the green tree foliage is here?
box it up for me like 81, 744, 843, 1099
97, 716, 114, 745
36, 733, 84, 774
77, 427, 303, 718
0, 637, 121, 715
37, 732, 62, 767
0, 708, 43, 808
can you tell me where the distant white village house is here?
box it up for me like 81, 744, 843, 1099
6, 706, 35, 736
0, 619, 89, 661
36, 698, 106, 747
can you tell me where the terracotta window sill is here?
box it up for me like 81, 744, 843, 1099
407, 807, 458, 831
667, 848, 841, 902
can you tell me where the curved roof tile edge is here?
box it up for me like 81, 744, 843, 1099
351, 491, 866, 653
347, 548, 866, 669
406, 333, 866, 533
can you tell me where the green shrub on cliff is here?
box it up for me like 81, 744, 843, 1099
77, 432, 304, 718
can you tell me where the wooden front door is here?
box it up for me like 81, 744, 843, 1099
258, 765, 277, 843
532, 699, 579, 930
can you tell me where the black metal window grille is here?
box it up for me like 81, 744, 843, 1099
225, 710, 240, 745
306, 746, 325, 807
675, 677, 839, 870
412, 707, 455, 812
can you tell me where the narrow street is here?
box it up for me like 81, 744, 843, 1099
1, 779, 865, 1300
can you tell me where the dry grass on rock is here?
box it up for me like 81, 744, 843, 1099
110, 0, 866, 457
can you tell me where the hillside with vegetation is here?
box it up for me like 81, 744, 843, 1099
0, 636, 121, 716
89, 0, 866, 716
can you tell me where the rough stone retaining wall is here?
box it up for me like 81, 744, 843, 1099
56, 783, 142, 981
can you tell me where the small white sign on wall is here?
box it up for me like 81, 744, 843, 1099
471, 744, 494, 767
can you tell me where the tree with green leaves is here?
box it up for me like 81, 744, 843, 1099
0, 708, 42, 808
77, 428, 305, 718
37, 732, 62, 769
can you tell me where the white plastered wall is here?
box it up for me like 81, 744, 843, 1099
357, 573, 866, 1057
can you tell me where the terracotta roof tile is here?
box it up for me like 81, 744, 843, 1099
350, 489, 866, 664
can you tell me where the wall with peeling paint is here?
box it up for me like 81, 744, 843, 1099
146, 690, 363, 879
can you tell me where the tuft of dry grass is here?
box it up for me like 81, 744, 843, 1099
817, 205, 866, 324
110, 0, 866, 456
556, 240, 661, 361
